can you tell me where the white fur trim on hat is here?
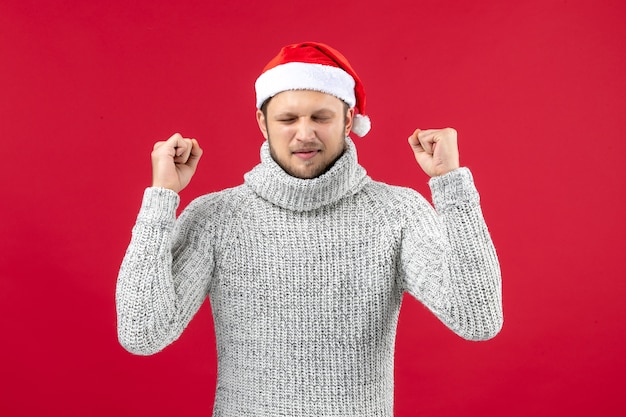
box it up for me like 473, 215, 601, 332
255, 62, 356, 109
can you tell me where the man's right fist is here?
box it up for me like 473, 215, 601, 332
151, 133, 203, 193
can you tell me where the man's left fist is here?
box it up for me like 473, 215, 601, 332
408, 127, 460, 177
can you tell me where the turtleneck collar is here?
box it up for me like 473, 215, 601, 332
244, 136, 370, 212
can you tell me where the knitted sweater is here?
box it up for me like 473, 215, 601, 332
116, 137, 503, 416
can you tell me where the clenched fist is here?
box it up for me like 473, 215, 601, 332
151, 133, 203, 193
408, 128, 460, 177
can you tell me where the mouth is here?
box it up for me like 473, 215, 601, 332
292, 149, 320, 160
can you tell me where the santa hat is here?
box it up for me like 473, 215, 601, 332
255, 42, 371, 137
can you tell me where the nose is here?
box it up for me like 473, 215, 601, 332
294, 117, 315, 141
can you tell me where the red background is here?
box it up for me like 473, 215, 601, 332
1, 0, 625, 415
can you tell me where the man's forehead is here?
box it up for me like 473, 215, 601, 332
268, 89, 347, 109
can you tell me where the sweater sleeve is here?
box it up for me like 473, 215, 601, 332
115, 187, 215, 355
399, 167, 503, 341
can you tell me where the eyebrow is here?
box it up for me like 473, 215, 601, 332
273, 108, 337, 119
312, 109, 336, 116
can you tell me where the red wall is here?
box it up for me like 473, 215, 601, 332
2, 0, 625, 415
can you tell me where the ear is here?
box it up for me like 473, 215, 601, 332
345, 107, 355, 136
256, 109, 269, 140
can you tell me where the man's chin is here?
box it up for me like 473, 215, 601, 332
286, 166, 323, 179
286, 153, 347, 179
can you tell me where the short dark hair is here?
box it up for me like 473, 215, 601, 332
260, 98, 271, 118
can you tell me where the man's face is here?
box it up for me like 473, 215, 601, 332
256, 90, 354, 179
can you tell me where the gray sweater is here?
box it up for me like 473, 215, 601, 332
116, 137, 503, 416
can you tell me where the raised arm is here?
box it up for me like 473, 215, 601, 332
401, 128, 503, 340
115, 133, 213, 355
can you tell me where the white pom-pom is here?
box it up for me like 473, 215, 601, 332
351, 114, 371, 137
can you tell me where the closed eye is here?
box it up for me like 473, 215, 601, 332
276, 117, 297, 123
312, 111, 335, 122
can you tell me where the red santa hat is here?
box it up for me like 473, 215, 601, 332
255, 42, 371, 137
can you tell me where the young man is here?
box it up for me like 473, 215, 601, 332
116, 42, 503, 416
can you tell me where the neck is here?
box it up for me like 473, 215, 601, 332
244, 137, 370, 211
